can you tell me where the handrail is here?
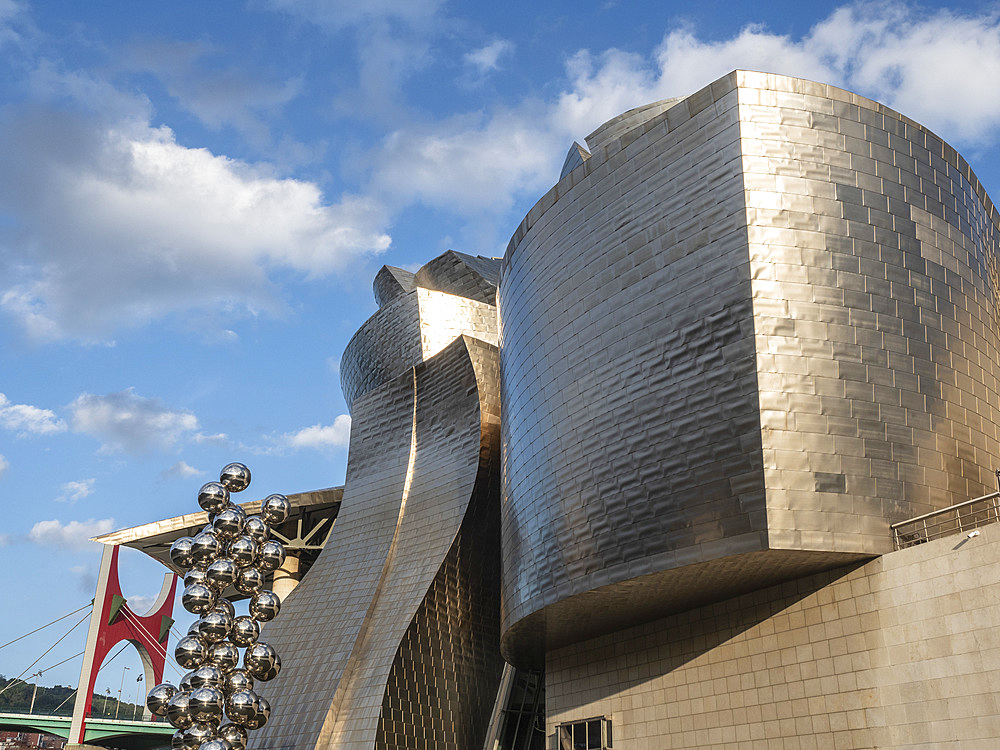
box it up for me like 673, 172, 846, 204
889, 491, 1000, 529
891, 480, 1000, 550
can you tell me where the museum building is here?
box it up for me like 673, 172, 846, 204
106, 69, 1000, 749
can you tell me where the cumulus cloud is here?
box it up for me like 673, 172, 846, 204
0, 66, 390, 342
58, 478, 95, 503
0, 453, 8, 478
0, 393, 67, 436
161, 461, 204, 480
69, 388, 200, 453
284, 414, 352, 449
29, 517, 115, 550
465, 40, 513, 73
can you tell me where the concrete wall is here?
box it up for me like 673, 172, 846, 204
546, 519, 1000, 749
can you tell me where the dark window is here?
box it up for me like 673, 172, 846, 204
557, 717, 612, 749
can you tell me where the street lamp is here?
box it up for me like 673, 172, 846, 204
133, 674, 143, 720
29, 671, 43, 714
115, 666, 129, 720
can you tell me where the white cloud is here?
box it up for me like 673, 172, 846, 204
465, 40, 513, 74
69, 388, 199, 453
162, 461, 204, 480
58, 478, 95, 503
284, 414, 352, 449
29, 517, 115, 550
0, 393, 67, 436
0, 454, 7, 479
0, 68, 391, 342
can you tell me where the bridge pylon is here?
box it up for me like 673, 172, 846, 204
68, 544, 178, 748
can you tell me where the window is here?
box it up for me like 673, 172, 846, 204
557, 717, 612, 749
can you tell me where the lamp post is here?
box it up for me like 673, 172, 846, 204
115, 666, 129, 719
134, 674, 143, 720
29, 671, 43, 714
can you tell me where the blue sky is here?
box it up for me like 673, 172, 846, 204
2, 0, 1000, 700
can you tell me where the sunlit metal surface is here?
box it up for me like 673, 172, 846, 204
498, 70, 1000, 667
249, 253, 504, 750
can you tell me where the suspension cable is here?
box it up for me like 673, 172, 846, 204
0, 603, 92, 651
117, 608, 184, 678
0, 611, 91, 698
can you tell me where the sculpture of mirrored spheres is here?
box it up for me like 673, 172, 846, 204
150, 462, 289, 747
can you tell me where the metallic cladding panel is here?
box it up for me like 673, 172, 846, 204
497, 70, 1000, 665
736, 71, 1000, 552
498, 73, 770, 665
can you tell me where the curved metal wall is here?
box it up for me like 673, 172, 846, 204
498, 70, 1000, 665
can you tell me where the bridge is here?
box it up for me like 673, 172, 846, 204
0, 712, 172, 749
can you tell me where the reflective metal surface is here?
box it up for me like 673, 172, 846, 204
497, 70, 1000, 665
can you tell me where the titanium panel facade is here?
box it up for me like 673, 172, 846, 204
498, 70, 1000, 666
250, 257, 504, 750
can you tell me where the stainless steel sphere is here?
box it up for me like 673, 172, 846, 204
190, 530, 222, 567
198, 482, 230, 514
234, 566, 264, 595
170, 729, 192, 750
179, 672, 195, 692
220, 463, 251, 492
222, 668, 254, 695
245, 696, 271, 730
213, 508, 245, 540
182, 583, 217, 615
218, 723, 248, 750
175, 635, 208, 670
190, 664, 224, 690
169, 537, 195, 570
212, 598, 236, 619
227, 536, 258, 567
201, 740, 234, 750
189, 686, 225, 725
199, 610, 232, 643
166, 691, 193, 730
249, 590, 280, 622
207, 641, 240, 673
205, 558, 238, 592
224, 689, 259, 726
243, 516, 269, 544
182, 722, 217, 746
183, 567, 209, 589
146, 683, 177, 717
257, 540, 286, 572
228, 616, 260, 648
244, 642, 281, 682
260, 494, 290, 525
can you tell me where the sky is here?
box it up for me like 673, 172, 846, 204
3, 0, 1000, 704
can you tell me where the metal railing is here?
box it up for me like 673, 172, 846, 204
892, 475, 1000, 550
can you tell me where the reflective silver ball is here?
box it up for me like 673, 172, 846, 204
249, 590, 280, 622
213, 508, 245, 540
260, 494, 291, 525
146, 683, 177, 717
212, 598, 236, 619
198, 482, 230, 514
245, 695, 271, 730
182, 722, 217, 746
219, 463, 251, 492
244, 642, 281, 682
170, 729, 192, 750
182, 583, 217, 615
228, 616, 260, 648
169, 537, 195, 570
166, 691, 193, 730
243, 516, 269, 544
175, 636, 208, 670
190, 530, 222, 567
201, 740, 233, 750
183, 567, 209, 590
207, 641, 240, 673
218, 723, 248, 750
227, 537, 258, 567
257, 540, 286, 572
205, 558, 238, 592
224, 689, 259, 726
179, 672, 195, 693
199, 610, 232, 644
189, 686, 225, 725
222, 668, 254, 695
234, 566, 264, 595
190, 665, 224, 690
